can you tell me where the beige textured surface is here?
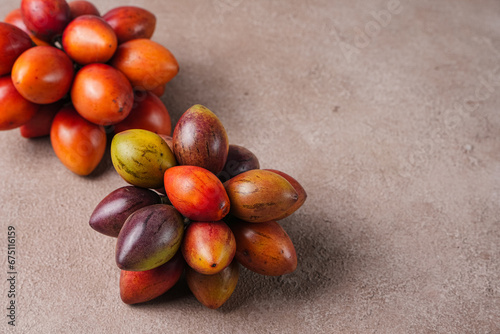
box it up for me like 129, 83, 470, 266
1, 0, 500, 333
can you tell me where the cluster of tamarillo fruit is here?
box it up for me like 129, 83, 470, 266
89, 105, 307, 308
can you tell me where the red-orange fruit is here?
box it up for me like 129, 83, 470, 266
102, 6, 156, 43
230, 219, 297, 276
62, 15, 117, 65
113, 91, 171, 135
120, 250, 184, 305
20, 101, 63, 138
50, 106, 106, 175
182, 221, 236, 275
21, 0, 71, 42
110, 39, 178, 91
186, 260, 239, 309
224, 169, 298, 223
0, 75, 39, 130
164, 166, 230, 222
149, 84, 165, 97
264, 169, 307, 220
11, 46, 74, 104
4, 8, 50, 46
71, 63, 133, 126
0, 22, 33, 76
68, 0, 100, 19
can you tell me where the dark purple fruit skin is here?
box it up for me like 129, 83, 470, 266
116, 204, 184, 271
173, 104, 229, 175
217, 144, 260, 183
21, 0, 71, 42
89, 186, 161, 237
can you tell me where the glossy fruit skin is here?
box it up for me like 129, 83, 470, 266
12, 46, 74, 104
182, 221, 236, 275
224, 169, 299, 223
230, 220, 297, 276
149, 84, 165, 97
19, 100, 63, 138
111, 129, 176, 188
62, 15, 117, 65
120, 249, 184, 305
113, 91, 171, 135
4, 8, 50, 46
264, 169, 307, 220
0, 75, 39, 130
110, 39, 178, 91
89, 186, 161, 237
68, 0, 100, 19
21, 0, 71, 42
71, 63, 133, 125
186, 260, 239, 309
164, 166, 230, 222
218, 144, 260, 183
102, 6, 156, 44
115, 204, 184, 271
173, 104, 229, 175
50, 106, 106, 175
0, 22, 33, 76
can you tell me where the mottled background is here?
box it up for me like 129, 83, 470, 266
1, 0, 499, 333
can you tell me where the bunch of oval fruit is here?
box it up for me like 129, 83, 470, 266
0, 0, 177, 175
89, 104, 307, 309
1, 0, 308, 310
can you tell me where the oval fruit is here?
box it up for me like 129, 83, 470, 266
12, 46, 74, 104
111, 129, 176, 188
120, 250, 184, 305
21, 0, 71, 42
186, 260, 239, 309
116, 204, 184, 271
182, 221, 236, 275
230, 219, 297, 276
110, 38, 178, 90
50, 106, 106, 175
62, 15, 117, 65
68, 0, 100, 19
164, 166, 230, 221
4, 8, 50, 46
71, 63, 133, 125
0, 22, 33, 76
224, 169, 298, 223
20, 101, 63, 138
264, 169, 307, 220
103, 6, 156, 43
89, 186, 161, 237
0, 75, 39, 130
173, 104, 229, 175
113, 91, 172, 135
218, 144, 260, 183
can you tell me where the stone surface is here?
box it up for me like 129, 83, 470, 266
0, 0, 499, 333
